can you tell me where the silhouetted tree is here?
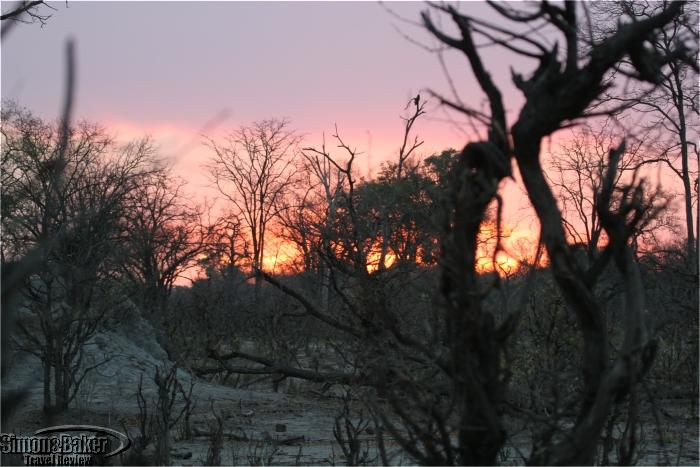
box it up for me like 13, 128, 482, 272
397, 1, 695, 463
593, 0, 699, 259
1, 104, 155, 412
546, 121, 675, 259
121, 170, 211, 316
0, 1, 54, 38
205, 118, 300, 293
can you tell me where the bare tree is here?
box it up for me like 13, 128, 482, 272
204, 210, 247, 279
195, 100, 440, 394
0, 1, 48, 21
396, 94, 426, 179
205, 118, 300, 292
592, 0, 699, 259
297, 135, 350, 307
124, 365, 195, 465
121, 168, 212, 316
277, 180, 322, 275
195, 103, 468, 452
547, 121, 675, 259
1, 37, 74, 421
404, 1, 695, 463
2, 104, 156, 412
0, 1, 54, 38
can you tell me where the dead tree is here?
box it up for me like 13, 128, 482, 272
123, 366, 195, 465
2, 104, 156, 413
151, 364, 193, 465
196, 102, 445, 400
205, 211, 246, 279
296, 135, 349, 308
0, 1, 54, 38
204, 400, 224, 466
592, 0, 699, 259
545, 121, 670, 260
331, 389, 377, 466
195, 4, 691, 462
121, 169, 212, 316
397, 94, 426, 180
205, 118, 300, 293
1, 40, 74, 423
409, 1, 694, 464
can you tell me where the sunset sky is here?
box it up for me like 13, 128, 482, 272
1, 5, 527, 167
2, 1, 689, 272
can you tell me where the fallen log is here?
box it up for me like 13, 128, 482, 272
192, 426, 305, 445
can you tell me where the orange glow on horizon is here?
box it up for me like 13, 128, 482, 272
260, 240, 300, 274
177, 218, 546, 286
473, 219, 546, 276
260, 219, 544, 277
366, 247, 397, 274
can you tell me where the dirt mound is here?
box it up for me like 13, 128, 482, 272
4, 312, 284, 418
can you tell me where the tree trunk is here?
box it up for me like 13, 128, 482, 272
320, 265, 330, 313
673, 66, 696, 258
155, 429, 170, 466
42, 358, 52, 413
252, 226, 262, 299
53, 364, 68, 411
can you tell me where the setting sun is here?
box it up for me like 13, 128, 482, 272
366, 247, 397, 274
260, 239, 300, 274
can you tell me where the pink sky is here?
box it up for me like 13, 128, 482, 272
1, 3, 532, 217
2, 2, 692, 267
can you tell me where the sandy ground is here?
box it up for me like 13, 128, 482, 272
2, 317, 397, 465
2, 317, 697, 466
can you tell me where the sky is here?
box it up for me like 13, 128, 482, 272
1, 2, 530, 187
1, 1, 691, 272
